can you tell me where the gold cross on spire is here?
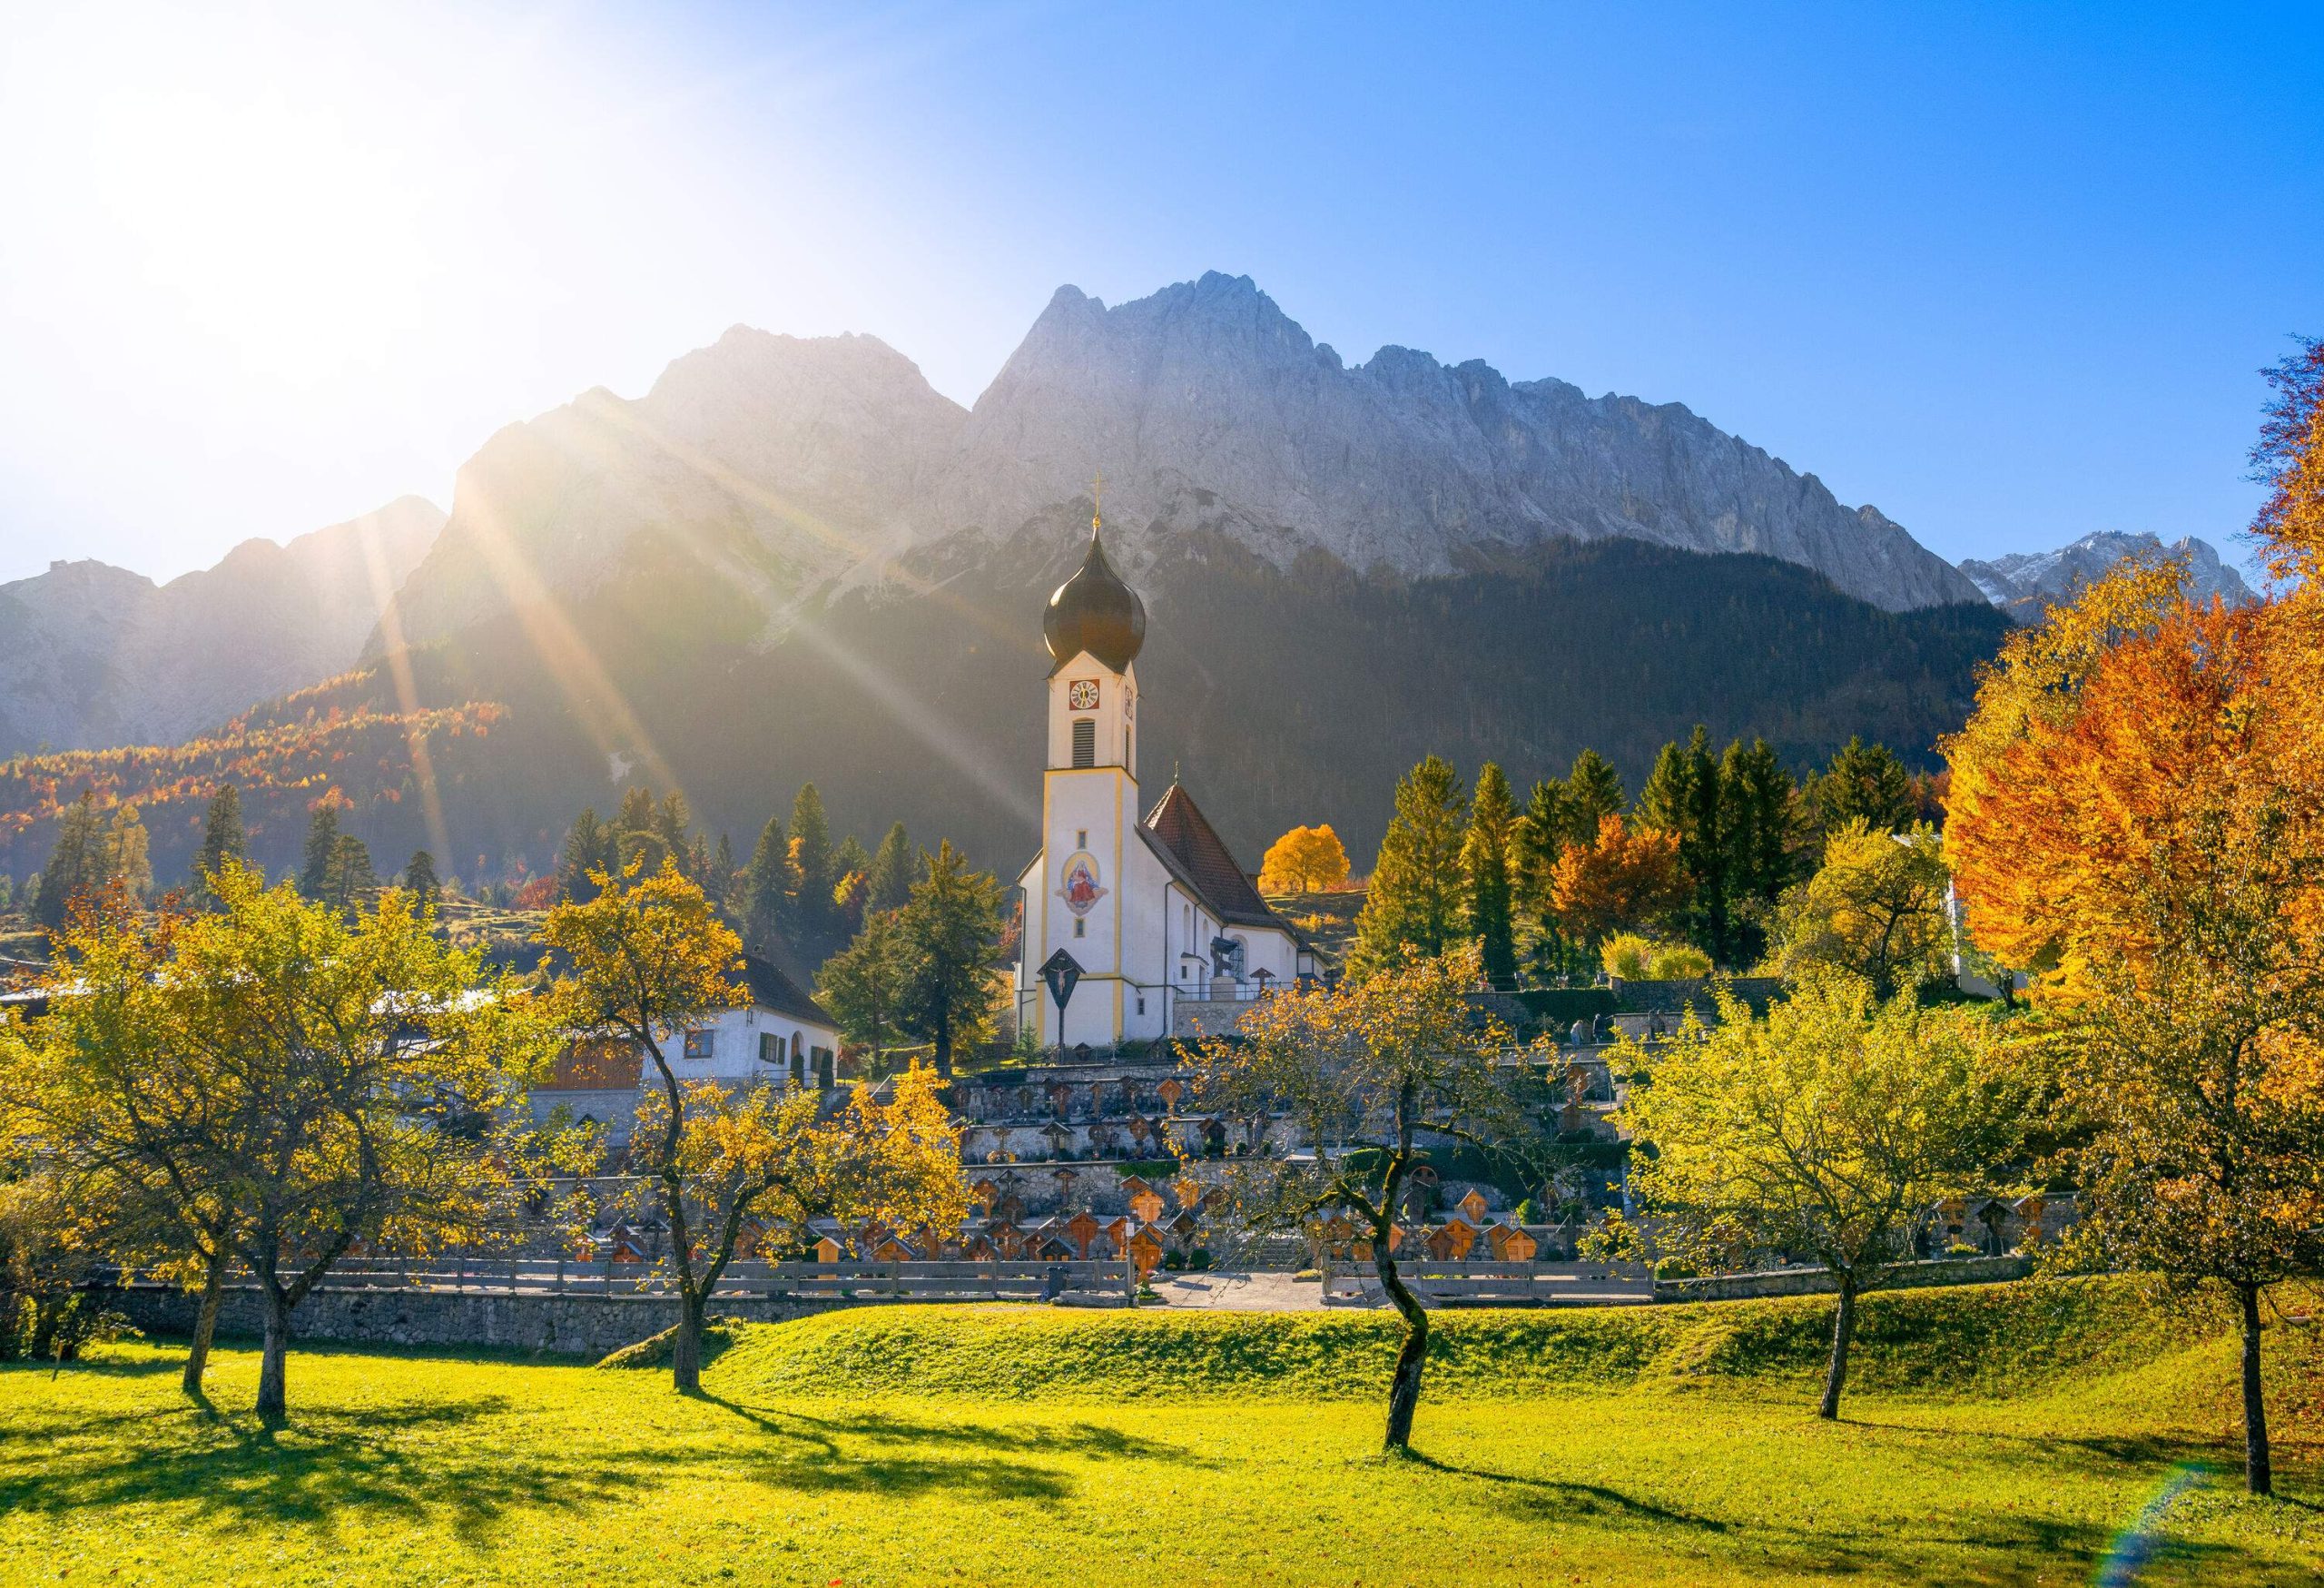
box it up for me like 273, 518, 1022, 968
1092, 470, 1104, 533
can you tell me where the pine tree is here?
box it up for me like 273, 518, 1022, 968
298, 798, 344, 899
817, 907, 913, 1072
1718, 737, 1799, 964
738, 814, 793, 956
898, 841, 1008, 1076
192, 784, 248, 898
405, 850, 441, 915
712, 833, 736, 909
33, 793, 103, 928
1351, 755, 1469, 975
865, 822, 917, 913
1637, 726, 1727, 962
1807, 735, 1917, 834
324, 833, 375, 913
556, 809, 612, 902
1513, 776, 1580, 982
657, 794, 694, 875
1566, 749, 1626, 838
1463, 762, 1519, 989
789, 784, 836, 950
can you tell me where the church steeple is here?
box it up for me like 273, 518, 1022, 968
1042, 506, 1146, 675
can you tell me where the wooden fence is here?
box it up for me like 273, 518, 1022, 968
1320, 1258, 1654, 1307
310, 1256, 1132, 1303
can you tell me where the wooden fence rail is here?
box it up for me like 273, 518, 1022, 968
295, 1257, 1131, 1302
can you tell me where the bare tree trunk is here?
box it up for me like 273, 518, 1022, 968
2239, 1281, 2271, 1496
182, 1250, 226, 1396
1818, 1274, 1857, 1420
255, 1285, 290, 1423
671, 1290, 705, 1395
1377, 1251, 1430, 1453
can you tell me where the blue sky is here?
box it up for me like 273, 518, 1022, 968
1, 2, 2316, 585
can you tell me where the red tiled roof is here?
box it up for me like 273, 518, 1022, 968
1140, 783, 1282, 929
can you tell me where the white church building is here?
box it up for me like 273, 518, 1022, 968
1013, 520, 1315, 1050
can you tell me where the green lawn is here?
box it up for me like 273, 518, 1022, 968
5, 1280, 2321, 1586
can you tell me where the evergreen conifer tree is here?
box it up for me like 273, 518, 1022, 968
898, 841, 1007, 1076
1637, 726, 1728, 962
298, 798, 344, 899
1351, 755, 1469, 975
738, 814, 792, 956
1807, 736, 1917, 834
324, 833, 375, 913
33, 793, 103, 928
1718, 737, 1799, 963
404, 850, 441, 914
712, 833, 736, 907
865, 822, 917, 912
556, 809, 615, 902
192, 784, 248, 898
1463, 762, 1519, 988
788, 784, 836, 949
1566, 749, 1626, 838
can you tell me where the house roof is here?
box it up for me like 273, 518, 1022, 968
483, 940, 832, 1030
1140, 782, 1285, 931
738, 952, 834, 1028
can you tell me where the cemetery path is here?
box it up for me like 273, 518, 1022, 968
1147, 1270, 1328, 1310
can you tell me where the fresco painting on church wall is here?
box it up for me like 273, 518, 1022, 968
1059, 853, 1106, 915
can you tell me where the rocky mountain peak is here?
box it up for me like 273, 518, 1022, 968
1959, 531, 2255, 625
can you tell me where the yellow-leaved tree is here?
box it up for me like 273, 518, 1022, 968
1257, 824, 1353, 894
1612, 971, 2027, 1419
546, 861, 966, 1392
1940, 340, 2324, 1494
4, 863, 570, 1420
1190, 942, 1542, 1453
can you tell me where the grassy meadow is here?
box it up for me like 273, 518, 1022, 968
4, 1278, 2321, 1586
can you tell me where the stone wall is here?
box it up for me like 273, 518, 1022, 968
103, 1283, 841, 1361
1652, 1255, 2034, 1304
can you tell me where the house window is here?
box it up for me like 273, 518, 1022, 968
1180, 963, 1188, 981
1076, 829, 1088, 849
1136, 993, 1146, 1016
1071, 719, 1095, 767
1073, 918, 1085, 938
684, 1029, 714, 1060
759, 1032, 778, 1067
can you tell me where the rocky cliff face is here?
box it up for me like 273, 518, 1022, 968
0, 495, 443, 755
381, 330, 967, 645
919, 273, 1984, 612
1958, 531, 2254, 625
379, 272, 1984, 650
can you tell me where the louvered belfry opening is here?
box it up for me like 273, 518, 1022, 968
1071, 718, 1096, 767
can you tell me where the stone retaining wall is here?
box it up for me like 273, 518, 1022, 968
103, 1284, 841, 1360
1653, 1255, 2034, 1304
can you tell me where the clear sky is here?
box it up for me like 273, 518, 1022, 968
1, 2, 2317, 587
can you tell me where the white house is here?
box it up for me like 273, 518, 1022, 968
530, 952, 842, 1146
1013, 519, 1315, 1049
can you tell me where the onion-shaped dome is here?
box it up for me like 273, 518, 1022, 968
1043, 526, 1146, 672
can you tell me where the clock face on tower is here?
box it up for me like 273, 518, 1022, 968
1068, 679, 1099, 710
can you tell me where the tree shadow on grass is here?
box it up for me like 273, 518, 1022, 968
0, 1392, 669, 1548
1403, 1449, 1730, 1533
694, 1393, 1212, 1501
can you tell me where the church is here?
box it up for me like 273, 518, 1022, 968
1013, 518, 1315, 1050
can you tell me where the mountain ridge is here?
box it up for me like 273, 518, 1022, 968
0, 495, 444, 756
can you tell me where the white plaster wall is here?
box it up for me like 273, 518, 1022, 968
666, 1005, 838, 1087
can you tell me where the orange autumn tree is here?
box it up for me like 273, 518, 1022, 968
1547, 814, 1689, 952
1257, 824, 1354, 894
1944, 341, 2324, 1497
